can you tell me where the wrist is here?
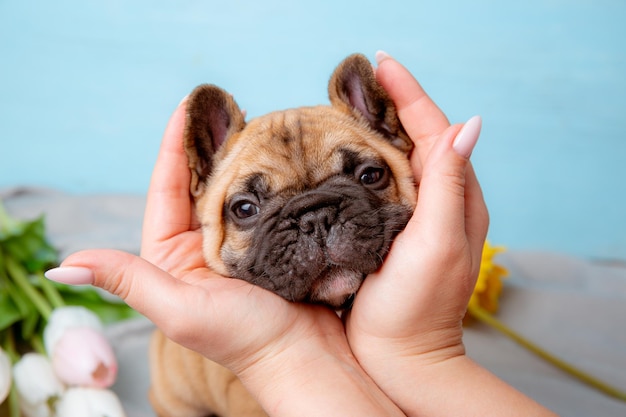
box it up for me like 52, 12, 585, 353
349, 343, 557, 417
347, 321, 466, 371
236, 331, 406, 417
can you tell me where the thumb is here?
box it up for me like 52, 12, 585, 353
44, 250, 200, 340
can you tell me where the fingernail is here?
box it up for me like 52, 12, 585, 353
45, 267, 94, 285
178, 94, 189, 108
375, 50, 393, 64
452, 115, 482, 158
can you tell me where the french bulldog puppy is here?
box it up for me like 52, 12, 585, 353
150, 53, 418, 417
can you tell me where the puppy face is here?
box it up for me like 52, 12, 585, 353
185, 54, 417, 308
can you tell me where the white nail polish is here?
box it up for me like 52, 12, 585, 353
453, 115, 482, 158
375, 50, 392, 64
45, 267, 94, 285
178, 94, 189, 108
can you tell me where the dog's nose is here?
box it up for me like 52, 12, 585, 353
298, 206, 337, 236
281, 191, 342, 236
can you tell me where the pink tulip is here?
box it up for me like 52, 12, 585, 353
44, 306, 103, 356
51, 326, 118, 388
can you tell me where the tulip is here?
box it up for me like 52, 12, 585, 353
43, 306, 117, 388
55, 387, 126, 417
12, 353, 65, 417
43, 306, 103, 356
51, 326, 118, 388
0, 347, 11, 404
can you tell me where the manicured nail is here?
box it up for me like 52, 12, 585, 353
45, 267, 94, 285
178, 94, 189, 108
453, 115, 482, 158
375, 50, 393, 64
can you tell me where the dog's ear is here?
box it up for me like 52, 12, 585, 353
328, 54, 412, 153
184, 84, 246, 197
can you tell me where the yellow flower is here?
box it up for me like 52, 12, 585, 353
465, 241, 508, 322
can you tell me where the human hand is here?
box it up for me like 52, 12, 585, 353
345, 50, 488, 365
45, 99, 406, 417
344, 52, 556, 417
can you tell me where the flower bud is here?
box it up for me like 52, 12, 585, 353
51, 326, 118, 388
44, 306, 103, 357
0, 347, 11, 404
13, 353, 64, 417
55, 387, 126, 417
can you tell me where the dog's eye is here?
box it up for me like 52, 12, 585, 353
356, 164, 390, 190
360, 168, 383, 184
227, 194, 262, 227
232, 201, 260, 219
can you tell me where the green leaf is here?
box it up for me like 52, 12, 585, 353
2, 275, 34, 317
0, 203, 59, 272
0, 292, 23, 331
20, 309, 40, 341
5, 257, 52, 320
0, 201, 27, 240
2, 217, 58, 273
36, 272, 65, 309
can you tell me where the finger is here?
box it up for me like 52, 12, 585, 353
464, 163, 490, 262
44, 249, 250, 356
45, 250, 306, 365
404, 116, 482, 249
375, 52, 450, 152
46, 250, 201, 331
364, 121, 479, 324
141, 98, 197, 253
404, 125, 466, 245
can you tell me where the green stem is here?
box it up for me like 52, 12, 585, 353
30, 334, 46, 356
36, 271, 65, 309
5, 257, 52, 320
1, 330, 19, 364
8, 382, 20, 417
468, 304, 626, 402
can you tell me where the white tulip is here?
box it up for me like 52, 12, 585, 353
0, 347, 11, 403
55, 387, 126, 417
12, 353, 65, 417
43, 306, 103, 357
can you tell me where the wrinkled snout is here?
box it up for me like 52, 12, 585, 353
282, 190, 344, 240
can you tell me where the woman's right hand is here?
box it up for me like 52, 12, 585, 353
344, 52, 556, 417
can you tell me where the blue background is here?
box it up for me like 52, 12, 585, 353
1, 0, 625, 261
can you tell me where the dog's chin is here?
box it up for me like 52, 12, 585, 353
307, 268, 364, 309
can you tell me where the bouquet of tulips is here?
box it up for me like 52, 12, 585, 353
0, 202, 137, 417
